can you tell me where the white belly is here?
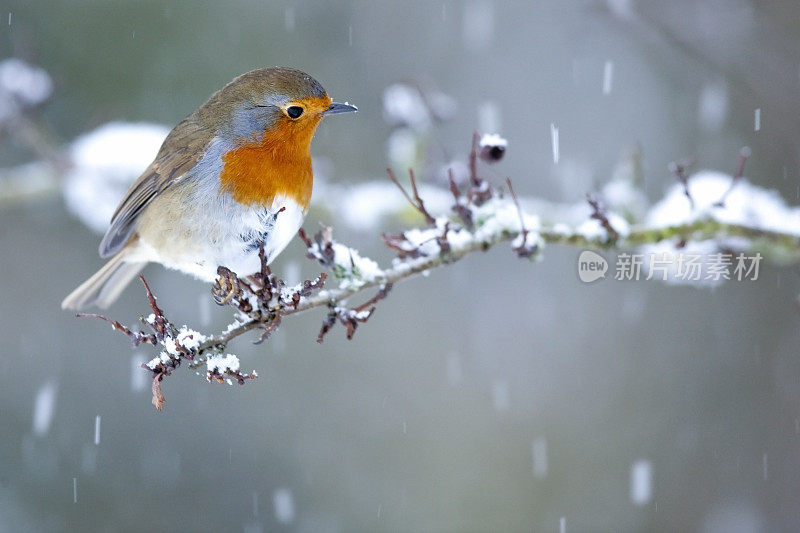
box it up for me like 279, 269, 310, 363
132, 188, 307, 281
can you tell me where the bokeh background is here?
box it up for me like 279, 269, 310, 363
2, 1, 800, 531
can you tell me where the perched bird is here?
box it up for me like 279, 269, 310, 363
62, 67, 356, 310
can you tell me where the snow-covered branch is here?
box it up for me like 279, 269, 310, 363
78, 135, 800, 410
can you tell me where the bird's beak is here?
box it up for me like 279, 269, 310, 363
321, 101, 358, 116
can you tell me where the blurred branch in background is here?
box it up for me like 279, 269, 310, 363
0, 58, 65, 206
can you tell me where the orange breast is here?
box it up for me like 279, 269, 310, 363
219, 115, 321, 208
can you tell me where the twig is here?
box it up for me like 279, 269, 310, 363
301, 225, 336, 268
468, 131, 480, 187
408, 168, 435, 225
386, 167, 436, 226
140, 275, 171, 339
715, 146, 751, 207
353, 283, 394, 313
381, 232, 423, 259
586, 193, 620, 243
317, 283, 393, 343
506, 178, 537, 258
466, 132, 492, 205
151, 374, 166, 410
448, 168, 473, 229
668, 157, 696, 210
76, 313, 156, 347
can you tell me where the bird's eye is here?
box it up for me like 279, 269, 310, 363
286, 106, 304, 119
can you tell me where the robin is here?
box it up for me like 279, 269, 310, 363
62, 67, 356, 310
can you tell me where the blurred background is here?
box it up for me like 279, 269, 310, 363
2, 1, 800, 531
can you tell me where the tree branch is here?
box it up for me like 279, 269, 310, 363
78, 139, 800, 409
213, 216, 800, 346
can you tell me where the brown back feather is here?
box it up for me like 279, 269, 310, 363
98, 116, 211, 257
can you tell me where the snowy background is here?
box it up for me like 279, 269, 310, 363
2, 1, 800, 531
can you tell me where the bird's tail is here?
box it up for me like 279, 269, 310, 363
61, 252, 146, 310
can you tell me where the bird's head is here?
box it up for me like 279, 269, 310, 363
203, 67, 357, 149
